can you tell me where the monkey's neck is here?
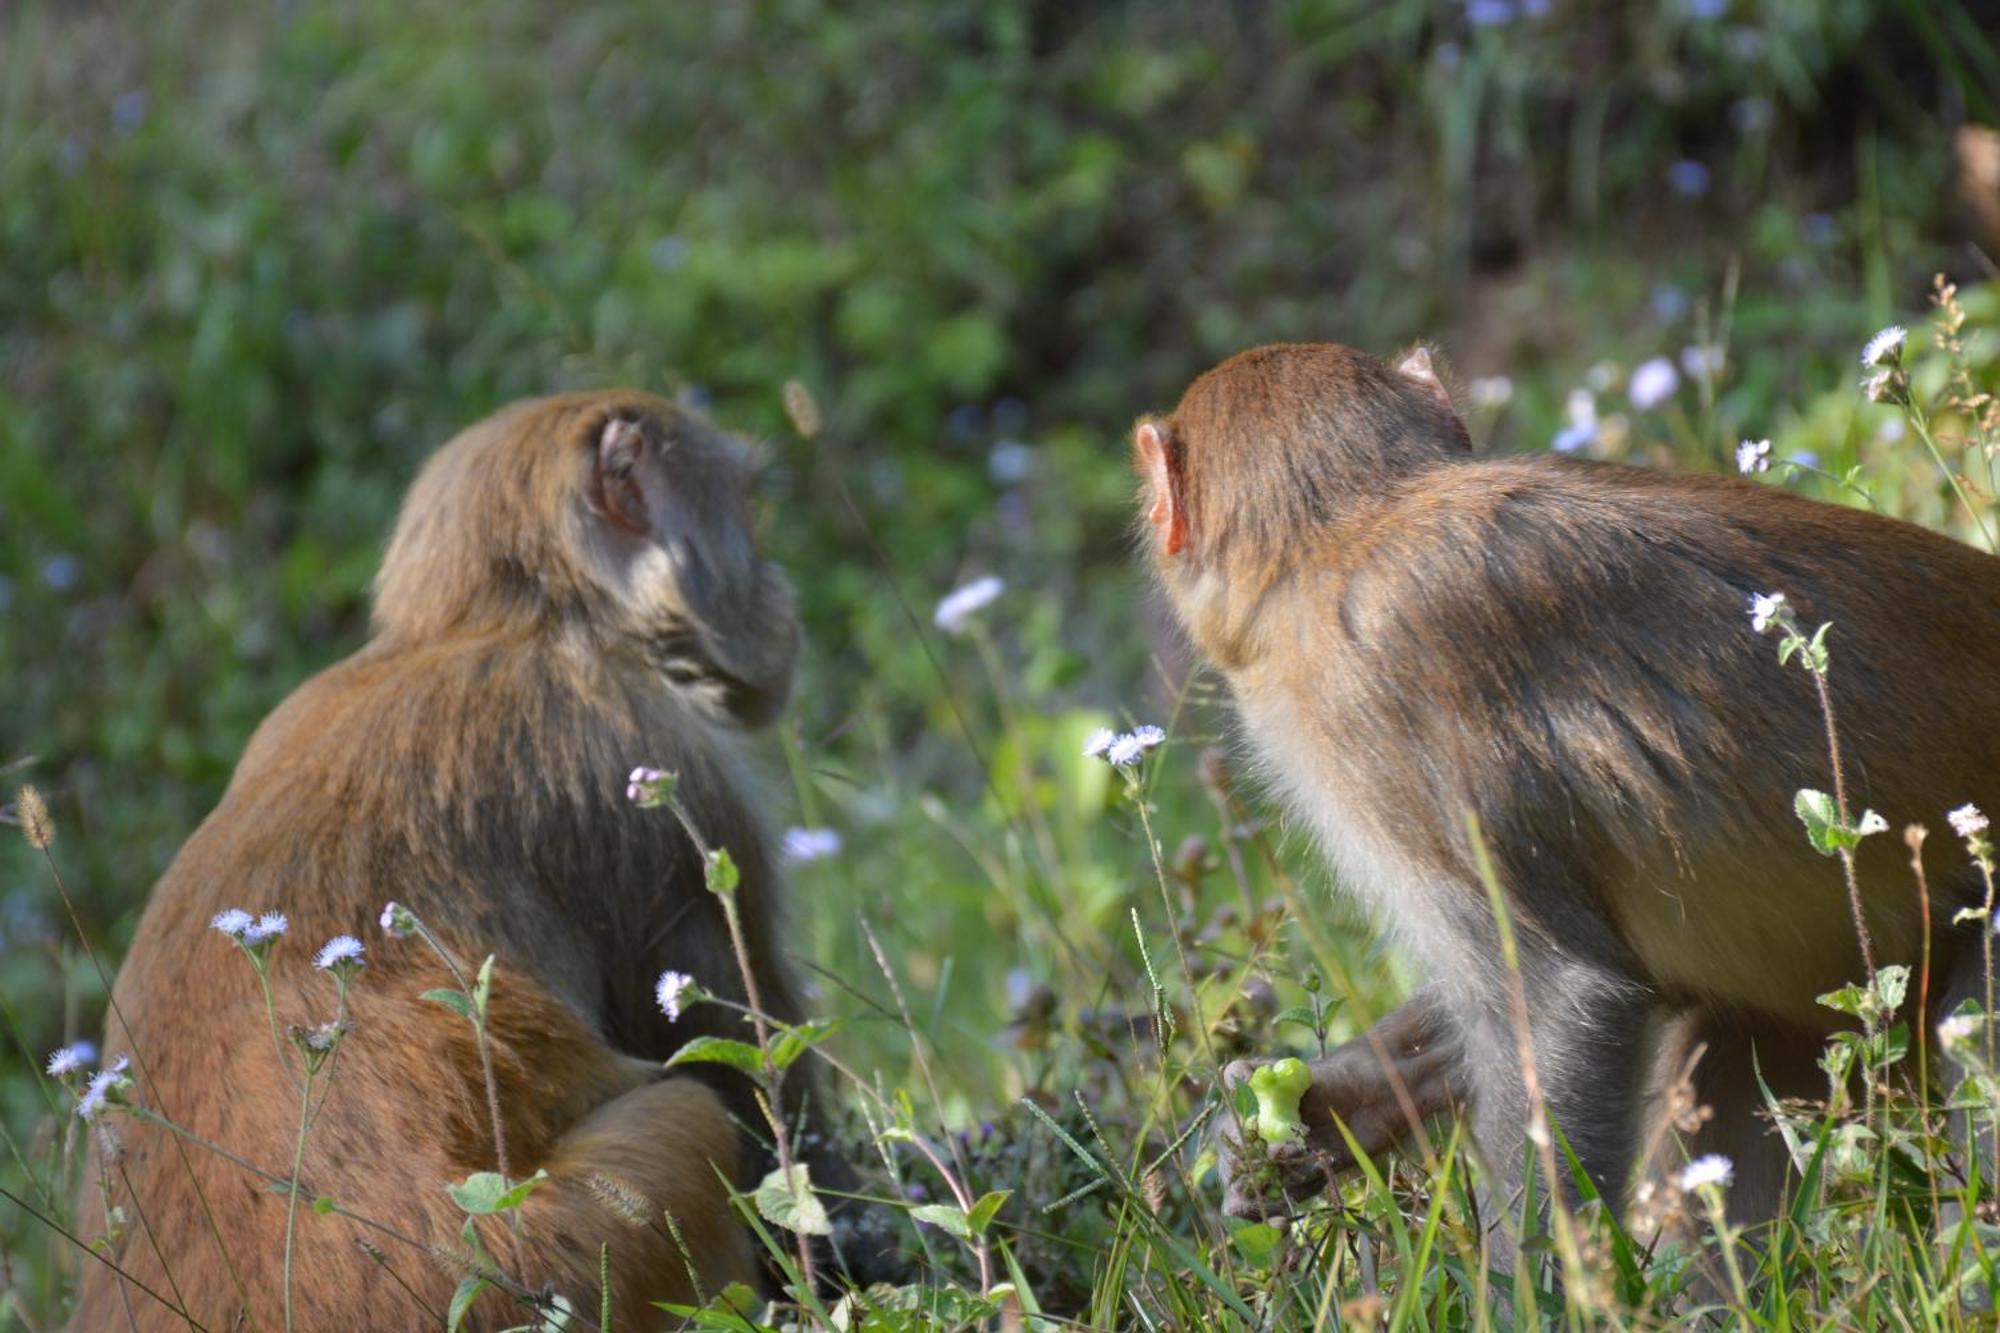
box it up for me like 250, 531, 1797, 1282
1161, 555, 1297, 672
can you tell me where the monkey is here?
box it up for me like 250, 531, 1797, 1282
73, 392, 839, 1330
1132, 342, 2000, 1242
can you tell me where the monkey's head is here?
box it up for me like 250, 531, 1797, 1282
1134, 342, 1470, 577
374, 392, 800, 728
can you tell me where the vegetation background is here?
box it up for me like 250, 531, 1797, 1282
3, 0, 2000, 1325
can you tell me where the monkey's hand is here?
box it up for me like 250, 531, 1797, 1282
1216, 995, 1466, 1220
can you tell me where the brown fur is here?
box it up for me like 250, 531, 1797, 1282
76, 392, 813, 1329
1143, 343, 2000, 1230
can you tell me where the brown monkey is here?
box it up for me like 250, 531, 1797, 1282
1134, 343, 2000, 1234
76, 393, 825, 1329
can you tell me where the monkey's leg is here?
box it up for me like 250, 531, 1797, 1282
1219, 987, 1467, 1219
1644, 1008, 1823, 1229
506, 1077, 760, 1327
1461, 951, 1656, 1240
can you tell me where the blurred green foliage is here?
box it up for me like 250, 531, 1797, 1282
2, 0, 1998, 1321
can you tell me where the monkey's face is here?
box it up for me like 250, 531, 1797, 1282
578, 401, 801, 728
373, 392, 800, 729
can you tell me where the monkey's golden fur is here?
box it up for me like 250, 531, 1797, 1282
1140, 343, 2000, 1228
77, 392, 809, 1329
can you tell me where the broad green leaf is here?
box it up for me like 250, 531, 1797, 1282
422, 988, 472, 1019
1794, 789, 1847, 856
754, 1163, 831, 1236
965, 1188, 1011, 1235
768, 1019, 841, 1072
910, 1202, 973, 1239
1873, 963, 1910, 1013
664, 1036, 768, 1076
447, 1168, 548, 1215
447, 1274, 488, 1332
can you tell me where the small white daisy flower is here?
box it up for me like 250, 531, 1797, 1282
212, 909, 253, 938
781, 827, 843, 863
1681, 344, 1725, 380
1861, 324, 1906, 368
1940, 1013, 1981, 1046
379, 901, 415, 939
1468, 376, 1513, 410
46, 1044, 94, 1078
1862, 370, 1896, 403
933, 576, 1004, 634
77, 1066, 129, 1122
1628, 356, 1680, 412
1677, 1153, 1734, 1191
1748, 592, 1787, 634
1106, 734, 1145, 768
1735, 439, 1771, 474
314, 935, 365, 972
242, 912, 289, 946
1082, 728, 1118, 759
626, 766, 668, 804
1949, 804, 1989, 840
656, 970, 694, 1022
1131, 724, 1167, 750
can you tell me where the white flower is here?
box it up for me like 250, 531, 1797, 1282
1748, 592, 1787, 635
1681, 344, 1725, 380
46, 1044, 94, 1078
656, 970, 694, 1022
1468, 376, 1513, 410
1861, 324, 1906, 368
1862, 370, 1896, 403
1949, 805, 1989, 840
314, 935, 365, 972
1735, 439, 1771, 474
1106, 735, 1145, 768
1082, 727, 1118, 759
1131, 724, 1167, 750
211, 909, 253, 938
626, 766, 667, 804
379, 901, 414, 939
1677, 1154, 1734, 1191
782, 827, 843, 863
1628, 357, 1680, 412
1940, 1013, 1981, 1046
1550, 388, 1598, 453
1855, 811, 1889, 837
933, 576, 1004, 634
242, 912, 288, 946
77, 1066, 129, 1122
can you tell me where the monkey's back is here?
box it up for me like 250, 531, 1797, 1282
1260, 454, 2000, 1022
79, 633, 768, 1329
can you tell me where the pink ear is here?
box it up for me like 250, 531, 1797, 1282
1134, 421, 1187, 556
595, 417, 652, 535
1394, 347, 1451, 404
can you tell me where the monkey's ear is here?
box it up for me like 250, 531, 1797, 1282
1394, 347, 1454, 410
1134, 420, 1188, 557
594, 416, 655, 536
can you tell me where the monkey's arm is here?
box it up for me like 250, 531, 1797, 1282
1218, 987, 1466, 1220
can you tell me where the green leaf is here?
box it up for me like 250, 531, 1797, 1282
1230, 1220, 1282, 1269
1818, 982, 1869, 1017
704, 847, 740, 896
447, 1168, 548, 1216
1873, 964, 1910, 1013
768, 1019, 841, 1072
447, 1274, 488, 1332
422, 988, 472, 1019
664, 1036, 768, 1076
965, 1189, 1011, 1236
909, 1202, 973, 1239
753, 1163, 831, 1236
312, 1195, 333, 1216
473, 955, 495, 1019
1794, 789, 1848, 856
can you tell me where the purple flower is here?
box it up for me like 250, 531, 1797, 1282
46, 1044, 94, 1078
314, 935, 365, 973
782, 827, 843, 863
1628, 357, 1680, 411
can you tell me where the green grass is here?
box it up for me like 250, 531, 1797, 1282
4, 0, 2000, 1326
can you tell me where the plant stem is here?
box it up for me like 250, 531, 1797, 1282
281, 1067, 314, 1333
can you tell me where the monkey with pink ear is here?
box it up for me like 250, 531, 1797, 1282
1134, 341, 2000, 1246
